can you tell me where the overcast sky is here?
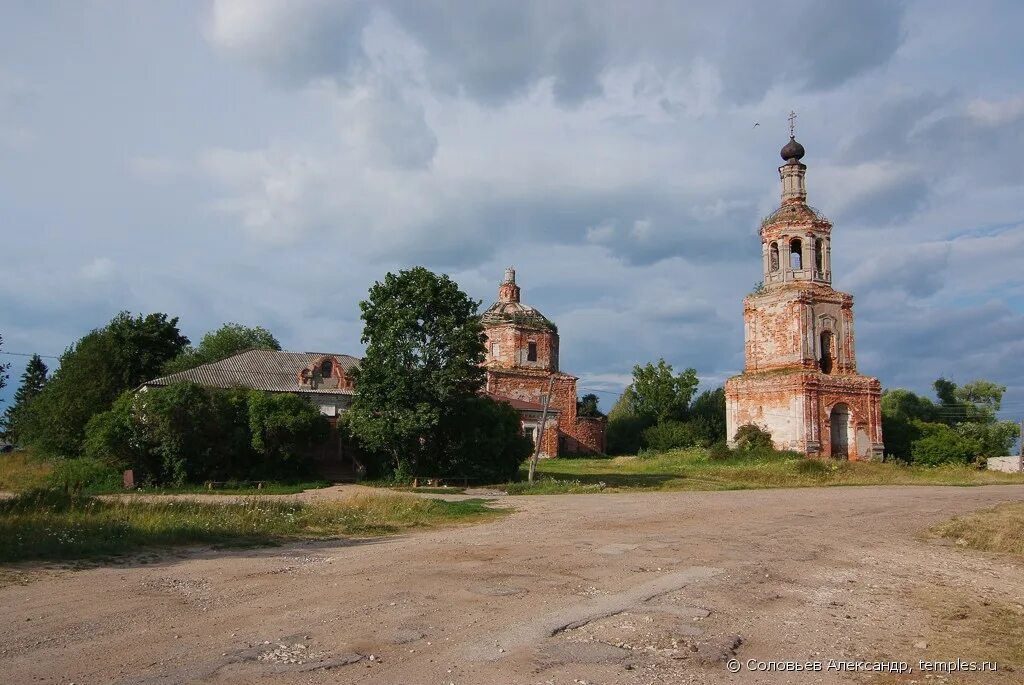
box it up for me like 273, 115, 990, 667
2, 1, 1024, 416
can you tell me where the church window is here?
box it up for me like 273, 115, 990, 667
490, 342, 501, 358
320, 360, 333, 378
814, 238, 824, 273
769, 242, 779, 271
790, 238, 802, 269
819, 331, 834, 374
527, 341, 538, 362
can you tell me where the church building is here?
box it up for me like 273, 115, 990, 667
481, 268, 606, 458
725, 131, 884, 460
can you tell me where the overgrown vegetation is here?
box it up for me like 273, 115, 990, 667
931, 502, 1024, 557
82, 383, 328, 486
17, 312, 189, 456
346, 267, 532, 481
509, 446, 1024, 494
0, 489, 498, 562
605, 359, 726, 454
1, 353, 48, 444
161, 323, 281, 375
882, 378, 1018, 465
0, 451, 55, 491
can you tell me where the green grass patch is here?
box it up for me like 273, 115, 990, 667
0, 450, 55, 491
507, 448, 1024, 494
931, 501, 1024, 557
0, 489, 499, 562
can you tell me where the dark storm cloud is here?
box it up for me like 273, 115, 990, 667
209, 0, 908, 106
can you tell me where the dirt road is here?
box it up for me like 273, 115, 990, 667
2, 485, 1023, 684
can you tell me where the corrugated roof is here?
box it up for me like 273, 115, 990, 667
143, 349, 360, 395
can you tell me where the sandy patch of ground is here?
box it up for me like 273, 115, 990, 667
2, 485, 1023, 684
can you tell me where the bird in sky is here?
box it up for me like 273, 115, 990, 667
753, 122, 760, 128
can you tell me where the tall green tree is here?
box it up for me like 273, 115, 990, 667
604, 385, 647, 454
346, 267, 489, 478
688, 386, 728, 444
883, 378, 1016, 463
629, 359, 699, 424
1, 354, 48, 442
576, 393, 604, 418
21, 312, 188, 456
163, 323, 281, 374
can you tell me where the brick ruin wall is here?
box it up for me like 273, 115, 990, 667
486, 369, 605, 457
743, 289, 855, 374
726, 372, 882, 460
484, 324, 559, 372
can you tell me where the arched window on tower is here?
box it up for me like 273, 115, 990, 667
814, 238, 824, 274
819, 331, 834, 375
320, 360, 333, 379
769, 242, 779, 272
789, 238, 802, 270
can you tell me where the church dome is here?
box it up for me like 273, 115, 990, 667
780, 136, 805, 162
762, 203, 830, 227
481, 300, 557, 332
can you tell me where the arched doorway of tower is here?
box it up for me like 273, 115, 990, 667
829, 403, 850, 459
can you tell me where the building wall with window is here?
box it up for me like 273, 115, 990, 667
480, 268, 605, 457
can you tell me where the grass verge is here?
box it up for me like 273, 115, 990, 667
126, 481, 331, 496
0, 451, 55, 491
510, 448, 1024, 494
931, 501, 1024, 557
0, 489, 500, 562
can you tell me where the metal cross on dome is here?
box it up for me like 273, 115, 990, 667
788, 110, 797, 138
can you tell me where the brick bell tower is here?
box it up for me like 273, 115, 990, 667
724, 125, 884, 460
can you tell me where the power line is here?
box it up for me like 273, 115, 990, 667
0, 351, 61, 360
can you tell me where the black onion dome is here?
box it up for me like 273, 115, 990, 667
780, 136, 805, 162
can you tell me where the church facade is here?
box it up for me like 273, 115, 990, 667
725, 135, 884, 460
481, 268, 606, 458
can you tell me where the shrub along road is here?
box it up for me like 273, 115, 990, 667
1, 485, 1023, 684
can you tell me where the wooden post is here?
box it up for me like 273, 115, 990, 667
528, 376, 556, 484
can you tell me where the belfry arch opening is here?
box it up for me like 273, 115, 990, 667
789, 238, 802, 269
814, 238, 824, 274
819, 330, 834, 374
770, 242, 779, 271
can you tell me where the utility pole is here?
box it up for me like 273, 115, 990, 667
528, 376, 556, 484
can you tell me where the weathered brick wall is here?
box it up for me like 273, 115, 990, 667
726, 371, 882, 459
565, 416, 607, 455
484, 324, 559, 372
486, 368, 606, 457
743, 285, 854, 374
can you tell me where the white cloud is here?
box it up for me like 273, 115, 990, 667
966, 95, 1024, 127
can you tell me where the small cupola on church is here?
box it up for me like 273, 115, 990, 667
481, 267, 559, 371
760, 119, 833, 288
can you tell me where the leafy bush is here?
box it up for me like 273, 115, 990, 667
733, 424, 774, 452
605, 414, 650, 455
82, 384, 327, 485
910, 422, 981, 466
707, 441, 732, 461
47, 457, 120, 494
248, 391, 328, 471
438, 396, 533, 482
642, 420, 702, 452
